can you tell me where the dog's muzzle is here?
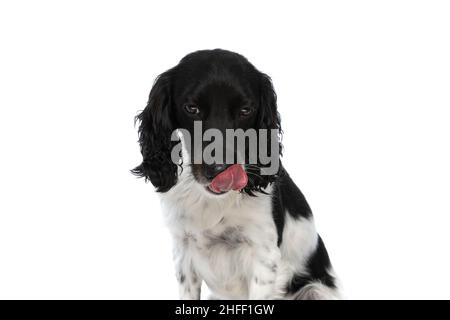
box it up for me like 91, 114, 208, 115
208, 164, 248, 194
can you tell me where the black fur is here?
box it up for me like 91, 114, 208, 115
131, 68, 180, 192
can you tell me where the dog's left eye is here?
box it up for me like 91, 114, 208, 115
239, 107, 254, 117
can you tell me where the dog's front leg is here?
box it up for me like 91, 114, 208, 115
173, 243, 202, 300
248, 251, 281, 300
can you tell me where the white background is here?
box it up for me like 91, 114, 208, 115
1, 0, 449, 299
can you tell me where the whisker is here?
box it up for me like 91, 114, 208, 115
246, 171, 263, 180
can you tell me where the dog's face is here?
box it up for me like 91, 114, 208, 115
175, 78, 257, 194
133, 49, 282, 195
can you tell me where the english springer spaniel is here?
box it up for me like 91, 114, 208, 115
133, 49, 339, 300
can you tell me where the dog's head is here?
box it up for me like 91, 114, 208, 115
132, 49, 282, 195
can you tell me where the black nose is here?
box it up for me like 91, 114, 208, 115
204, 164, 228, 180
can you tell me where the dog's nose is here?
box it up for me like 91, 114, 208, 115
204, 164, 228, 180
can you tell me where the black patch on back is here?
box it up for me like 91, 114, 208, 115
278, 167, 312, 219
271, 166, 312, 246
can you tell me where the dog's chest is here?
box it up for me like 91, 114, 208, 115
167, 191, 278, 299
186, 215, 277, 298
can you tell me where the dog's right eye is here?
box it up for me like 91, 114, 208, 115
184, 104, 200, 115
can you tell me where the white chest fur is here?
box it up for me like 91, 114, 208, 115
159, 171, 286, 299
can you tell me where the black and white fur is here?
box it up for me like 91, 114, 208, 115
133, 49, 339, 299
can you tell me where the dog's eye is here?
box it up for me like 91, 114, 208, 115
184, 104, 200, 115
239, 107, 254, 117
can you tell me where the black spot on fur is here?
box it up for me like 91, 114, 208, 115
192, 273, 198, 284
179, 272, 186, 284
259, 259, 278, 273
271, 263, 278, 273
206, 226, 252, 249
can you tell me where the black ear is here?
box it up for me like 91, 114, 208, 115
243, 73, 283, 196
259, 73, 283, 153
132, 69, 179, 192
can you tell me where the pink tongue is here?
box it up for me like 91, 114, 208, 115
209, 164, 248, 194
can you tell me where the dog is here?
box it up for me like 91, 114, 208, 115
133, 49, 339, 299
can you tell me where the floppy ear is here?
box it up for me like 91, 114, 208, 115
259, 73, 283, 153
132, 69, 179, 192
243, 73, 283, 195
